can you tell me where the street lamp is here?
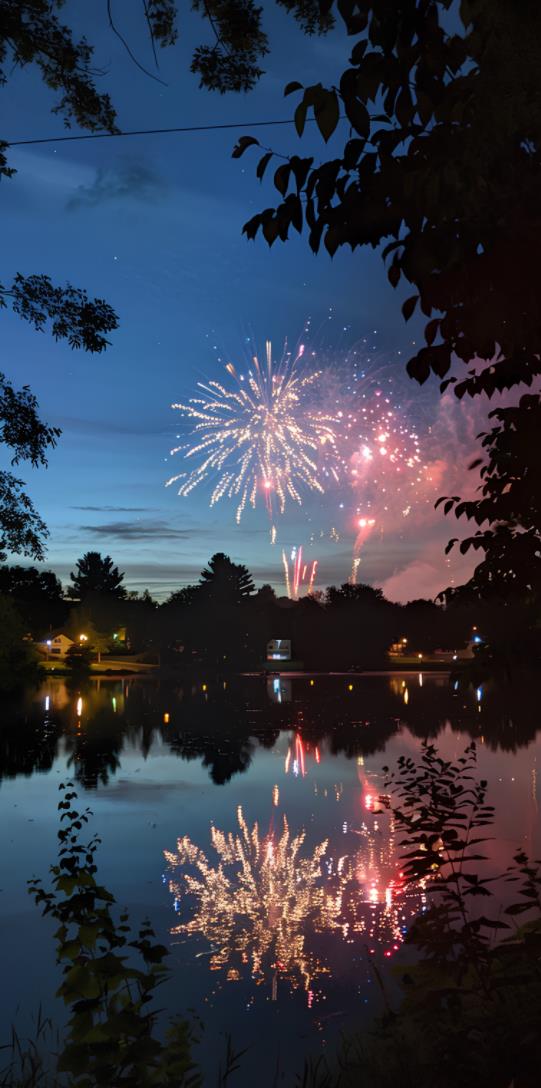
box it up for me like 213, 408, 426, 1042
79, 634, 88, 643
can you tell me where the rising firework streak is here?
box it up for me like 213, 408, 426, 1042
282, 545, 318, 599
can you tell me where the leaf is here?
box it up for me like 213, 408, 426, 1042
295, 100, 308, 137
314, 89, 340, 142
285, 193, 303, 233
350, 40, 367, 65
505, 902, 535, 915
232, 135, 259, 159
284, 81, 303, 97
402, 295, 419, 321
262, 216, 280, 246
256, 152, 273, 181
344, 97, 370, 138
289, 155, 313, 191
425, 318, 440, 346
274, 164, 291, 196
343, 138, 365, 170
243, 214, 262, 240
476, 917, 510, 929
324, 227, 340, 256
388, 261, 400, 287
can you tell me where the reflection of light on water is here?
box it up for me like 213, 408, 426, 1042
272, 784, 279, 807
268, 677, 292, 704
164, 794, 426, 1005
164, 807, 329, 999
284, 734, 318, 779
76, 697, 83, 718
44, 695, 50, 712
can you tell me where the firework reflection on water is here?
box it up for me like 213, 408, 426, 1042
163, 765, 426, 1006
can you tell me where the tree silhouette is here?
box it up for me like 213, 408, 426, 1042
440, 393, 541, 601
199, 552, 255, 604
254, 583, 277, 605
0, 564, 62, 601
325, 583, 385, 607
0, 371, 63, 560
69, 552, 126, 600
0, 563, 66, 635
0, 594, 37, 686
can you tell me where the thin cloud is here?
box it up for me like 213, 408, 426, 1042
81, 520, 201, 541
73, 505, 155, 513
67, 159, 166, 210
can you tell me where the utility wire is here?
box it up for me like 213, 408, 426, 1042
7, 116, 328, 149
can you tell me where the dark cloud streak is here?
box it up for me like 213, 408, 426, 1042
67, 159, 166, 210
81, 519, 208, 541
73, 505, 155, 513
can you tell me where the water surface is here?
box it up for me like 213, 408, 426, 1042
0, 673, 539, 1083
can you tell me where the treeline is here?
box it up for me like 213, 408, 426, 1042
1, 549, 537, 676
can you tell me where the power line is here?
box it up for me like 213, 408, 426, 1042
7, 116, 324, 149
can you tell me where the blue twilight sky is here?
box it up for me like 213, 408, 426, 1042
2, 2, 479, 600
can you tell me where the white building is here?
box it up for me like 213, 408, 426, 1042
37, 632, 75, 658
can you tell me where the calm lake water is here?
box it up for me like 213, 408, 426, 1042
0, 672, 539, 1083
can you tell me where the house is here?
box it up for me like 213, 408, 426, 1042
266, 639, 292, 662
36, 632, 75, 658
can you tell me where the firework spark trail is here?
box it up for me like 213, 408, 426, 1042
166, 341, 338, 528
282, 545, 318, 599
308, 560, 318, 594
282, 548, 291, 599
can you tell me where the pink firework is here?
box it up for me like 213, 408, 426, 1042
282, 545, 318, 600
339, 387, 430, 581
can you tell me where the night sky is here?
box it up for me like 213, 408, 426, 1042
3, 3, 480, 600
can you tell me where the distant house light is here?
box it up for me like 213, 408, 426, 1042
267, 639, 291, 662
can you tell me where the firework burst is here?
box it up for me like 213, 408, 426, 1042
166, 341, 338, 525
